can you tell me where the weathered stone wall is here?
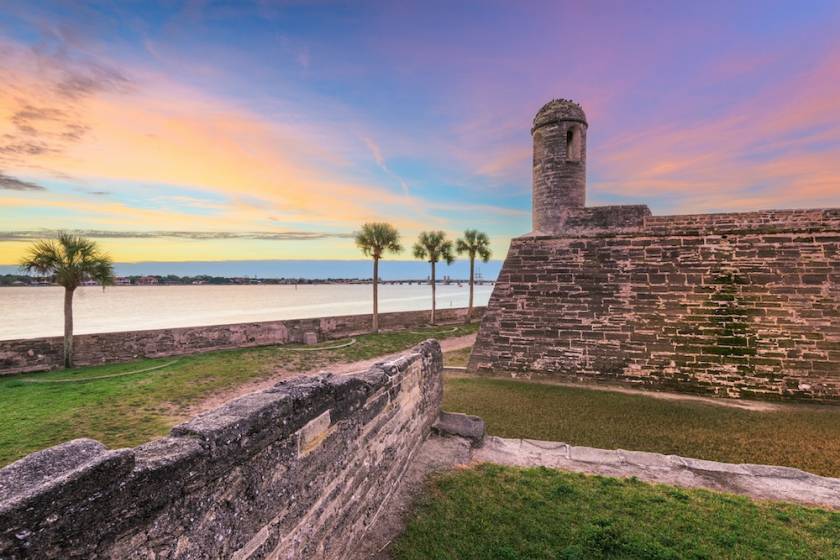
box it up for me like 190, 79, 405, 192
469, 208, 840, 401
0, 306, 484, 375
531, 99, 588, 234
0, 340, 443, 559
561, 204, 651, 231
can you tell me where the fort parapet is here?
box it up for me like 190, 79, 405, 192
469, 99, 840, 401
0, 340, 443, 559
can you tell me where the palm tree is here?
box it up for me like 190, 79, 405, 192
19, 232, 114, 368
413, 231, 455, 325
355, 222, 402, 332
456, 229, 492, 323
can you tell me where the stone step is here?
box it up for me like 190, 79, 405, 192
471, 436, 840, 510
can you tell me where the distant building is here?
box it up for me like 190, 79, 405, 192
115, 277, 131, 286
137, 276, 158, 285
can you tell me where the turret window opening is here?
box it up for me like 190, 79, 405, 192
566, 126, 581, 161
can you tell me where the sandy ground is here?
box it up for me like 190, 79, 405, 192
356, 436, 473, 559
190, 334, 477, 417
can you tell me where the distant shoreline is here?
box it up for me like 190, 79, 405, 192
0, 259, 503, 283
1, 275, 495, 288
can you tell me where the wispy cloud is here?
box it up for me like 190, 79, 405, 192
0, 173, 46, 191
0, 32, 133, 173
1, 0, 838, 265
592, 48, 840, 213
0, 230, 355, 242
0, 36, 439, 235
54, 64, 130, 100
362, 136, 411, 196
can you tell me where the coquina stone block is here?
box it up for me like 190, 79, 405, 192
0, 340, 444, 559
469, 212, 840, 401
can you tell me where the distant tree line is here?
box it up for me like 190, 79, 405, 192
1, 274, 488, 287
0, 274, 43, 286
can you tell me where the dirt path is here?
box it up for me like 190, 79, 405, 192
326, 333, 476, 375
357, 436, 473, 559
189, 334, 476, 417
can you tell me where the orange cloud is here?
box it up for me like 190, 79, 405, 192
0, 48, 524, 263
0, 37, 483, 257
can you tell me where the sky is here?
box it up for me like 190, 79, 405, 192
1, 0, 840, 265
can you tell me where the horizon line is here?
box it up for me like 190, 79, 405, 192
0, 257, 505, 266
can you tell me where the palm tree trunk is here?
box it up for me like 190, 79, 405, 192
372, 257, 379, 333
467, 255, 475, 323
63, 287, 75, 369
430, 261, 436, 325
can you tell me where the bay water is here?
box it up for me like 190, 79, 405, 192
0, 283, 494, 340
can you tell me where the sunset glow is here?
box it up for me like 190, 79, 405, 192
2, 1, 839, 263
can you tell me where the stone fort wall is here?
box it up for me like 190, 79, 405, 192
0, 340, 443, 559
468, 208, 840, 401
0, 306, 484, 375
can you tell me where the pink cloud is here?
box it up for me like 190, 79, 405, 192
588, 47, 840, 212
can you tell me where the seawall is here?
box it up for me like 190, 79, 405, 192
0, 306, 485, 375
0, 340, 443, 559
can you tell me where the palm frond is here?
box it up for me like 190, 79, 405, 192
455, 229, 492, 261
18, 232, 114, 289
413, 230, 456, 264
355, 222, 402, 259
19, 239, 62, 275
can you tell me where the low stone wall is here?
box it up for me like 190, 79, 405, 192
0, 306, 484, 375
474, 437, 840, 510
0, 340, 443, 559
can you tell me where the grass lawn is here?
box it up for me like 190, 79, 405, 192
443, 377, 840, 478
393, 464, 840, 560
442, 347, 471, 367
0, 323, 477, 467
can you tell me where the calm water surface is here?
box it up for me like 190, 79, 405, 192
0, 284, 494, 340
